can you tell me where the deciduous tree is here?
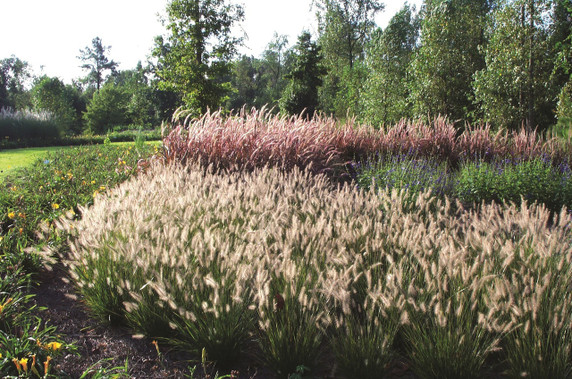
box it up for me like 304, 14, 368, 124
361, 4, 420, 126
280, 32, 326, 117
410, 0, 492, 123
0, 56, 32, 110
473, 0, 554, 130
153, 0, 244, 116
32, 76, 83, 134
314, 0, 384, 117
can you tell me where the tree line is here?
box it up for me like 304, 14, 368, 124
1, 0, 572, 137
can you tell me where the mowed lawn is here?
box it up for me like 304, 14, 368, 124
0, 141, 160, 180
0, 146, 72, 179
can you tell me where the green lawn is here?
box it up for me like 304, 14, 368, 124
0, 146, 72, 179
0, 141, 161, 180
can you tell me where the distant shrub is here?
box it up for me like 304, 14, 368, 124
0, 128, 161, 149
356, 154, 572, 213
84, 83, 129, 135
455, 157, 570, 212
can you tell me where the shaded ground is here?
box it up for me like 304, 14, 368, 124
30, 264, 269, 379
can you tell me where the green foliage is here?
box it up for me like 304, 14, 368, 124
153, 0, 244, 115
473, 0, 556, 130
0, 144, 155, 269
455, 157, 566, 211
555, 78, 572, 137
84, 83, 129, 134
257, 282, 325, 378
410, 0, 490, 123
0, 262, 70, 378
280, 32, 326, 116
0, 143, 154, 378
361, 5, 419, 126
32, 76, 83, 135
331, 311, 398, 379
78, 358, 130, 379
228, 55, 267, 110
356, 153, 572, 213
260, 33, 291, 107
315, 0, 384, 117
0, 56, 32, 110
0, 129, 161, 150
112, 62, 163, 128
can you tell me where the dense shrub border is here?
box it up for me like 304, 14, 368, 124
0, 129, 162, 150
355, 154, 572, 213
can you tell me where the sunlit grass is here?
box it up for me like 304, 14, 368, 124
0, 146, 70, 180
0, 141, 161, 180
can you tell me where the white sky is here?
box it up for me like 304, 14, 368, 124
1, 0, 422, 84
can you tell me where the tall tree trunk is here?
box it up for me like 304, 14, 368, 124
519, 3, 525, 122
527, 0, 535, 130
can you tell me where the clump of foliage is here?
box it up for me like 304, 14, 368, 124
1, 143, 155, 271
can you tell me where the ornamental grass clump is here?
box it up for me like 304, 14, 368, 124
480, 204, 572, 378
56, 158, 572, 376
161, 107, 382, 176
162, 109, 572, 179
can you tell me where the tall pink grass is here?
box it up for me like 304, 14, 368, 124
161, 109, 572, 175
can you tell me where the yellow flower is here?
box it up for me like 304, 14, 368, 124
17, 212, 25, 219
7, 212, 15, 219
19, 357, 28, 373
18, 228, 23, 235
67, 172, 73, 180
93, 190, 99, 198
99, 185, 106, 191
52, 203, 60, 210
91, 180, 96, 185
45, 341, 62, 352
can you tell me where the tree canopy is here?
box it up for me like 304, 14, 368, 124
153, 0, 244, 115
78, 37, 119, 91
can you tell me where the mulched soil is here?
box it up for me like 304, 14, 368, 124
30, 264, 265, 379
